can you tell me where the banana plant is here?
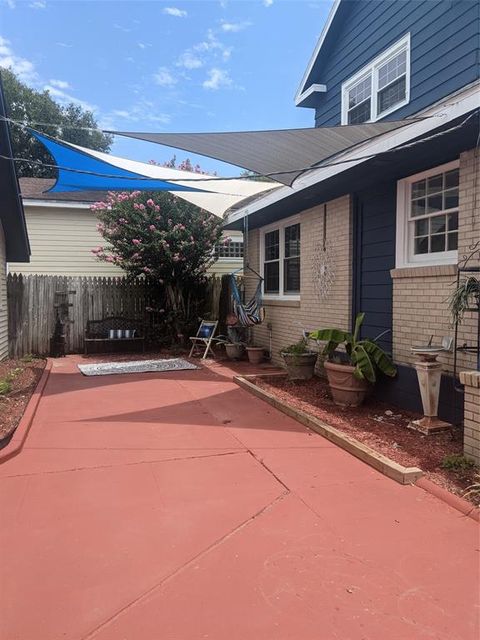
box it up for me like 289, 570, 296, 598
309, 312, 397, 383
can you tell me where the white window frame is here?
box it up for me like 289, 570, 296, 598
260, 214, 301, 300
396, 160, 460, 269
341, 33, 411, 125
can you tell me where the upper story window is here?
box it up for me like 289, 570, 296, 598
396, 160, 459, 268
261, 217, 301, 298
342, 34, 410, 125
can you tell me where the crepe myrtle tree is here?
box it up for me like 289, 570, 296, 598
91, 190, 225, 339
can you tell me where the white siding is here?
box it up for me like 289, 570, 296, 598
9, 204, 124, 276
9, 204, 243, 277
0, 222, 8, 360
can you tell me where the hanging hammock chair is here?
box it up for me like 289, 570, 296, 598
230, 268, 265, 327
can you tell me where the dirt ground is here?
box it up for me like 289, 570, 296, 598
0, 357, 46, 445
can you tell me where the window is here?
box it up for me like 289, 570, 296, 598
342, 34, 410, 125
396, 161, 459, 268
264, 230, 280, 294
261, 218, 301, 297
214, 241, 244, 259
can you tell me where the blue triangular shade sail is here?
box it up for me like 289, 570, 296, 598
31, 130, 203, 193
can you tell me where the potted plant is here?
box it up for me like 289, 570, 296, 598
224, 341, 244, 360
281, 339, 317, 380
246, 345, 264, 364
309, 312, 397, 408
448, 276, 480, 324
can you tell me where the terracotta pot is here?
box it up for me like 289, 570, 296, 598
324, 360, 369, 408
225, 343, 244, 360
246, 346, 264, 365
281, 352, 317, 381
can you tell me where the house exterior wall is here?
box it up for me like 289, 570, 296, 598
0, 221, 8, 360
307, 0, 480, 127
459, 371, 480, 465
8, 204, 243, 277
245, 196, 351, 364
391, 149, 480, 374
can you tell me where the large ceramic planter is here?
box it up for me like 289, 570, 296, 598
281, 352, 317, 381
324, 361, 369, 408
225, 343, 244, 360
246, 346, 264, 365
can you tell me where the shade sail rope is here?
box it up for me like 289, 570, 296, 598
1, 110, 477, 183
1, 110, 451, 135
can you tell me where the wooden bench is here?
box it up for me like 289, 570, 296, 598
84, 317, 145, 355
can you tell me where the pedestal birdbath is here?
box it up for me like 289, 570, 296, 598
409, 345, 451, 435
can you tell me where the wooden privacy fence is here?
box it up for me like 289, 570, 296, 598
7, 274, 224, 357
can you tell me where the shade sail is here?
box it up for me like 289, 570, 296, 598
112, 121, 412, 186
32, 130, 279, 217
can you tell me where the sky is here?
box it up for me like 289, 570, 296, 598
0, 0, 333, 175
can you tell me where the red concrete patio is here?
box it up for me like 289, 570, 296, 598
0, 356, 478, 640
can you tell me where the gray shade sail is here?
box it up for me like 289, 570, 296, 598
113, 121, 412, 186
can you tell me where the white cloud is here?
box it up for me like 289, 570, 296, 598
29, 1, 46, 8
264, 0, 273, 6
100, 100, 171, 130
0, 36, 38, 83
49, 79, 71, 90
44, 84, 97, 113
221, 21, 251, 33
203, 68, 232, 91
5, 0, 16, 8
112, 109, 130, 118
55, 41, 72, 48
137, 42, 152, 49
153, 66, 177, 86
163, 7, 187, 18
194, 29, 232, 61
114, 23, 131, 33
176, 51, 203, 70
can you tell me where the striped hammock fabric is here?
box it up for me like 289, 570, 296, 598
231, 276, 264, 327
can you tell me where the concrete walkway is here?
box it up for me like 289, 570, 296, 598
0, 356, 478, 640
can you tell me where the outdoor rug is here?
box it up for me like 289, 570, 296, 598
78, 358, 199, 377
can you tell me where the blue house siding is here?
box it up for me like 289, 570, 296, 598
307, 0, 480, 128
352, 183, 396, 355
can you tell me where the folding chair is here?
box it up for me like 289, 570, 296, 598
188, 320, 220, 359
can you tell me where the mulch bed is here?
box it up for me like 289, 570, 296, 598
0, 357, 46, 447
254, 375, 479, 504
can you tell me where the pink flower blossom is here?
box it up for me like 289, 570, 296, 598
149, 224, 156, 231
132, 239, 141, 245
106, 256, 114, 263
146, 199, 155, 207
154, 206, 160, 213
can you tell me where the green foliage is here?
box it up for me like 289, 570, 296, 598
440, 454, 476, 472
448, 277, 480, 325
21, 354, 35, 363
92, 190, 224, 339
0, 367, 23, 395
281, 339, 313, 356
309, 312, 397, 383
0, 379, 12, 395
1, 68, 112, 178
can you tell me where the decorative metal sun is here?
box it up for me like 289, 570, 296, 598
312, 238, 336, 301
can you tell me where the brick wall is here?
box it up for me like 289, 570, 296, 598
459, 371, 480, 464
392, 148, 480, 372
244, 196, 351, 365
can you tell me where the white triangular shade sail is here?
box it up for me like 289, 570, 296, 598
112, 121, 411, 186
